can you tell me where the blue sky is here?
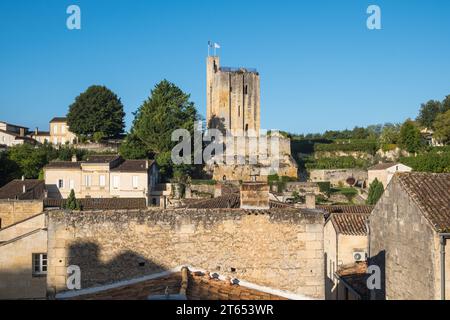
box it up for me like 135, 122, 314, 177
0, 0, 449, 134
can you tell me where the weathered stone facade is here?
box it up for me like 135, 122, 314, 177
47, 208, 325, 299
0, 200, 43, 229
0, 213, 47, 299
369, 177, 444, 300
206, 56, 260, 134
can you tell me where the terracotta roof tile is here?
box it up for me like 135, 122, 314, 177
110, 160, 148, 172
396, 172, 450, 232
317, 205, 374, 214
45, 161, 82, 169
329, 212, 369, 236
44, 198, 147, 210
0, 179, 45, 200
67, 268, 288, 300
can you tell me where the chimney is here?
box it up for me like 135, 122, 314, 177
305, 193, 316, 209
71, 155, 77, 162
35, 127, 38, 136
19, 127, 25, 137
240, 182, 269, 210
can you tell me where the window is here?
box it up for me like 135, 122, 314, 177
53, 125, 58, 134
58, 179, 64, 189
132, 176, 139, 189
85, 175, 92, 187
69, 179, 75, 190
53, 137, 58, 145
61, 125, 66, 134
244, 85, 248, 94
113, 176, 120, 189
33, 253, 47, 276
99, 175, 106, 187
61, 137, 66, 144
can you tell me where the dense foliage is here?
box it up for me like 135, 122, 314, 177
314, 140, 378, 155
121, 80, 199, 178
400, 150, 450, 173
305, 156, 369, 170
399, 120, 423, 153
64, 189, 81, 210
67, 85, 125, 138
367, 178, 384, 205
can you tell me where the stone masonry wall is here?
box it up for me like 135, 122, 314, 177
47, 208, 325, 299
0, 200, 43, 229
369, 179, 438, 300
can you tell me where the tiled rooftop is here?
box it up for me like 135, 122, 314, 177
65, 267, 288, 300
0, 179, 45, 200
396, 172, 450, 232
368, 162, 398, 170
44, 197, 147, 210
328, 212, 369, 236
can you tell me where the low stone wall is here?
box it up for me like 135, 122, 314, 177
47, 208, 325, 299
309, 169, 367, 187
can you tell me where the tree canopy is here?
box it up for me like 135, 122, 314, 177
399, 120, 423, 153
121, 80, 199, 178
67, 85, 125, 138
416, 100, 442, 129
367, 178, 384, 205
434, 110, 450, 145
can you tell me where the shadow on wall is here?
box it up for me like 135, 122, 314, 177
45, 184, 63, 199
67, 242, 169, 290
368, 250, 386, 300
208, 115, 226, 135
0, 268, 47, 299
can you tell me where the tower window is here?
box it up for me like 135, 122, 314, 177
238, 105, 240, 117
230, 86, 232, 92
244, 85, 248, 94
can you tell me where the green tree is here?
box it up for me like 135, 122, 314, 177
379, 123, 400, 146
67, 85, 125, 137
64, 189, 81, 210
433, 109, 450, 145
367, 178, 384, 205
417, 100, 442, 129
399, 120, 423, 153
442, 95, 450, 114
8, 144, 57, 178
128, 80, 199, 177
0, 151, 20, 186
119, 133, 150, 159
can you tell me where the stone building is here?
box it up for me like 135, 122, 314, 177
206, 56, 260, 135
0, 179, 45, 229
369, 172, 450, 300
46, 206, 325, 300
0, 120, 36, 147
31, 117, 77, 145
367, 162, 412, 188
324, 212, 370, 300
44, 155, 159, 203
205, 55, 298, 182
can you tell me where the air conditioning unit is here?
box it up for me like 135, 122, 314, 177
353, 251, 367, 262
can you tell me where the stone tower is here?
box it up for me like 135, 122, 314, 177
206, 56, 260, 135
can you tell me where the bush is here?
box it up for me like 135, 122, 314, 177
317, 181, 331, 196
64, 189, 81, 210
367, 179, 384, 205
314, 140, 378, 155
305, 156, 369, 170
400, 151, 450, 173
